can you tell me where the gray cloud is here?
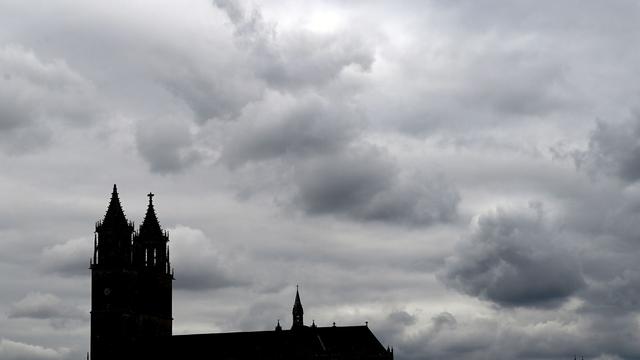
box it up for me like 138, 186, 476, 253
156, 50, 263, 122
379, 309, 632, 360
1, 1, 640, 359
392, 312, 496, 360
294, 146, 460, 226
169, 226, 247, 291
0, 338, 69, 360
221, 93, 358, 167
208, 1, 458, 227
583, 269, 640, 314
135, 115, 203, 174
214, 0, 374, 91
253, 31, 374, 91
573, 117, 640, 183
440, 203, 585, 308
0, 44, 98, 154
364, 22, 576, 138
8, 292, 86, 322
40, 238, 91, 277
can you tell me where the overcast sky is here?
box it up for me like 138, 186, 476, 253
1, 1, 640, 359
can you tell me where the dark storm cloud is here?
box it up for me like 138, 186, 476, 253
573, 117, 640, 183
294, 147, 460, 226
440, 203, 584, 307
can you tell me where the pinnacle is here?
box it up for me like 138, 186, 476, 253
293, 286, 303, 311
139, 192, 163, 237
102, 184, 128, 227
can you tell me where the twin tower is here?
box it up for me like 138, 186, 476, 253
90, 185, 173, 360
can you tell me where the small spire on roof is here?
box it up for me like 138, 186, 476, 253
292, 285, 304, 329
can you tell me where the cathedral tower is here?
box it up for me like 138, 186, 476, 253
90, 185, 136, 360
131, 192, 173, 338
90, 186, 173, 360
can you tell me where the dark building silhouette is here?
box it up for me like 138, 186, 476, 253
90, 185, 393, 360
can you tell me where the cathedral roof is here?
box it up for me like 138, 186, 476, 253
139, 192, 163, 238
101, 184, 129, 227
147, 325, 392, 360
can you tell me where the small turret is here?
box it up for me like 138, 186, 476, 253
292, 285, 304, 329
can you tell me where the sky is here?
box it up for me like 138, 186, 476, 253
1, 0, 640, 359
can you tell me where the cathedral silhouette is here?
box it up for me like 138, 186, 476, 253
90, 185, 394, 360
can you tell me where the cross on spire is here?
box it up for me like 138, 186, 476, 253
148, 192, 154, 203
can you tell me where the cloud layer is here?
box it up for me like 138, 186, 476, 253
1, 1, 640, 359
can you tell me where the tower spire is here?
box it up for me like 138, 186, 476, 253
133, 191, 170, 274
102, 184, 128, 227
139, 191, 162, 237
292, 285, 304, 329
94, 184, 134, 267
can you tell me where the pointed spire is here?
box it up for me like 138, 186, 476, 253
139, 192, 163, 237
102, 184, 128, 227
292, 285, 304, 329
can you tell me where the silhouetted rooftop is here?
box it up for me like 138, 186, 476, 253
145, 325, 391, 360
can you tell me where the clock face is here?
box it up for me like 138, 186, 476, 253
103, 288, 111, 296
